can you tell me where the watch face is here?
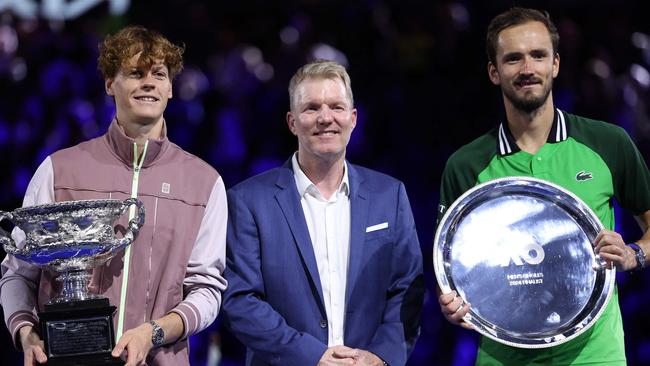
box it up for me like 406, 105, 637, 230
636, 248, 645, 269
638, 253, 644, 267
150, 321, 164, 346
434, 176, 615, 349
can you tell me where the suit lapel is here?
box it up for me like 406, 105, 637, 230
345, 164, 369, 306
274, 161, 325, 309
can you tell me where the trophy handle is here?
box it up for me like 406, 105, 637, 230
0, 211, 18, 255
117, 198, 145, 248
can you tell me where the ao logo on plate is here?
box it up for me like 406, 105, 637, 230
500, 242, 545, 267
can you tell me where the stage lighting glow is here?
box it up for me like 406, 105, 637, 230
630, 64, 650, 89
280, 26, 299, 45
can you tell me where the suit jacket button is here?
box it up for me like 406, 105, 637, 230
319, 319, 327, 328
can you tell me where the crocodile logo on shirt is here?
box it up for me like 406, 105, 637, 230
576, 171, 593, 181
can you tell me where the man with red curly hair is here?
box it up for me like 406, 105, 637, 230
0, 26, 227, 366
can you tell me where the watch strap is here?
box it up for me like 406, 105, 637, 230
627, 243, 646, 271
149, 320, 165, 348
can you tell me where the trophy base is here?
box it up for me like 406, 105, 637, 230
44, 354, 124, 366
39, 298, 124, 366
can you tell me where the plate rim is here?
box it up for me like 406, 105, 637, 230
433, 176, 615, 349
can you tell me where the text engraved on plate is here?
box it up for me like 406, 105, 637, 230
47, 316, 112, 356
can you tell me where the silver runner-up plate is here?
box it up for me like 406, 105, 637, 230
434, 176, 614, 349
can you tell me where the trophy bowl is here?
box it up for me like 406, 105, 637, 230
434, 177, 614, 348
0, 198, 144, 303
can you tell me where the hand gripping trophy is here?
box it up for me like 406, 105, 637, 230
0, 198, 144, 365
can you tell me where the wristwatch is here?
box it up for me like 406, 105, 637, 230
627, 243, 646, 271
149, 320, 165, 348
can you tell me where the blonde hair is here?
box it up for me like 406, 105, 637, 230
288, 59, 354, 110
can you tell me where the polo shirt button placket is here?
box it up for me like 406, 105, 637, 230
320, 319, 327, 328
531, 155, 543, 177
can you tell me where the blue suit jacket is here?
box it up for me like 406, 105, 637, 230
223, 159, 424, 366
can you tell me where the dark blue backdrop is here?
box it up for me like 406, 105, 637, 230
1, 1, 650, 365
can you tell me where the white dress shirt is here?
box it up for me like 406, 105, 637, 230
292, 153, 351, 347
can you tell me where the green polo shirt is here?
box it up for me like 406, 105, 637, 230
437, 109, 650, 366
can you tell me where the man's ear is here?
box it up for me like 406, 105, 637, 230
105, 78, 114, 96
488, 62, 501, 85
287, 111, 297, 135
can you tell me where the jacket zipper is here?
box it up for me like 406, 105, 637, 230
115, 140, 149, 342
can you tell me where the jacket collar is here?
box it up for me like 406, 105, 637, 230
277, 157, 362, 197
105, 118, 169, 168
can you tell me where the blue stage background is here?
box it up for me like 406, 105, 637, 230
1, 1, 650, 365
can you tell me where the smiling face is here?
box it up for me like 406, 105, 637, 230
287, 77, 357, 165
105, 52, 172, 128
488, 21, 559, 113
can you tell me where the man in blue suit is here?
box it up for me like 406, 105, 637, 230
223, 60, 424, 366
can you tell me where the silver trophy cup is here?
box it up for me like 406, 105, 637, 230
0, 198, 144, 365
0, 198, 144, 304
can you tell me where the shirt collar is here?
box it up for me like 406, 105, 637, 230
291, 152, 350, 198
497, 107, 569, 156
